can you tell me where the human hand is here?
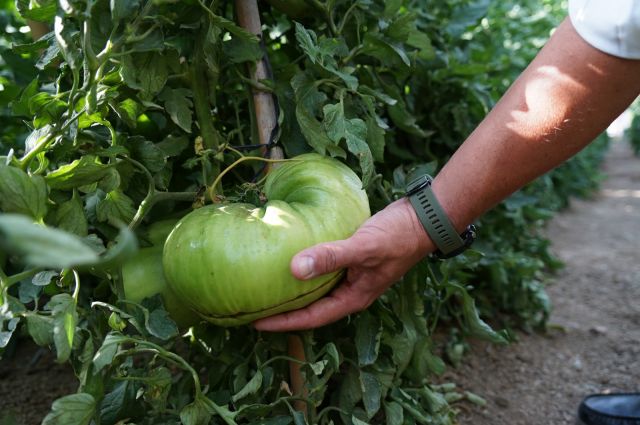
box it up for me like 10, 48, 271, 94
253, 198, 434, 331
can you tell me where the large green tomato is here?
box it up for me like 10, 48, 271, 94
122, 247, 200, 328
163, 154, 370, 326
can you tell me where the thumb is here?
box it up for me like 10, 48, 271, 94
291, 239, 356, 280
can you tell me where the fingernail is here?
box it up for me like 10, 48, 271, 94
297, 256, 315, 279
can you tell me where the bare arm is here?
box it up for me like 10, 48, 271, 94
435, 18, 640, 230
254, 17, 640, 332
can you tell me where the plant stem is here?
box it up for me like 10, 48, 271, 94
207, 156, 295, 201
189, 41, 221, 186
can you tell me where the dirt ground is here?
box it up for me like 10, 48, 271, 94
0, 340, 77, 424
449, 139, 640, 424
0, 140, 637, 425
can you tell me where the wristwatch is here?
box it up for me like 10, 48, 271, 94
405, 175, 476, 259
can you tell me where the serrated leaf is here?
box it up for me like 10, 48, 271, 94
322, 101, 373, 186
0, 214, 99, 268
45, 155, 113, 190
0, 164, 48, 220
42, 393, 95, 425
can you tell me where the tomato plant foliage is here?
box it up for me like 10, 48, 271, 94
0, 0, 608, 424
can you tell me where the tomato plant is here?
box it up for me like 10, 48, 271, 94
0, 0, 609, 424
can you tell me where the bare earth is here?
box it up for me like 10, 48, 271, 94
449, 139, 640, 425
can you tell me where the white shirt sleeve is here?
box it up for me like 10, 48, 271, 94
569, 0, 640, 59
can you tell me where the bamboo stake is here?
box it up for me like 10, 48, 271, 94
234, 0, 307, 417
235, 0, 284, 163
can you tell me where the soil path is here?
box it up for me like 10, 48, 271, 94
449, 139, 640, 425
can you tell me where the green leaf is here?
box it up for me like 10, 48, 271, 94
100, 380, 139, 425
232, 370, 263, 402
120, 53, 168, 97
19, 279, 43, 304
447, 0, 491, 37
0, 214, 100, 268
45, 155, 113, 190
110, 0, 140, 21
55, 191, 88, 236
16, 0, 56, 22
291, 72, 345, 158
460, 290, 509, 344
26, 313, 54, 346
93, 332, 127, 373
11, 78, 39, 116
32, 270, 59, 286
180, 396, 212, 425
47, 293, 77, 363
42, 393, 95, 425
131, 138, 166, 173
322, 101, 373, 186
362, 33, 410, 68
222, 37, 263, 63
384, 401, 403, 425
156, 134, 189, 157
366, 116, 385, 163
0, 164, 48, 220
351, 416, 370, 425
111, 98, 142, 128
158, 88, 193, 133
143, 367, 172, 411
354, 311, 381, 366
146, 308, 178, 341
0, 317, 19, 348
96, 190, 136, 227
359, 371, 381, 419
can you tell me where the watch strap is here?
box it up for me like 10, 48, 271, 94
406, 176, 465, 257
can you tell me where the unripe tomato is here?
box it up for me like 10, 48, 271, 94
163, 154, 370, 326
122, 246, 200, 328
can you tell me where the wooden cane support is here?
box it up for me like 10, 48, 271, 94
234, 0, 284, 163
234, 0, 306, 417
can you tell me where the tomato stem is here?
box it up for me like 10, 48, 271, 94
207, 156, 298, 202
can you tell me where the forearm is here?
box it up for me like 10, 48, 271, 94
433, 18, 640, 231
